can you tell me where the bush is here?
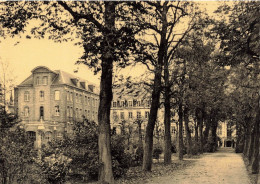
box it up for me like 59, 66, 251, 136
153, 146, 163, 159
130, 145, 143, 166
171, 144, 177, 153
38, 153, 71, 184
235, 143, 244, 153
191, 143, 199, 155
44, 119, 131, 181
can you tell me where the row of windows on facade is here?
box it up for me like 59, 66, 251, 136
36, 76, 48, 85
24, 90, 60, 102
112, 100, 151, 108
27, 131, 63, 143
24, 90, 98, 107
66, 91, 98, 107
66, 106, 97, 120
23, 105, 97, 119
113, 111, 150, 120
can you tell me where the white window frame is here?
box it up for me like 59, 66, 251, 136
24, 107, 29, 117
55, 105, 60, 116
40, 91, 44, 101
24, 91, 30, 102
129, 112, 133, 119
55, 90, 60, 101
42, 76, 48, 85
137, 111, 141, 119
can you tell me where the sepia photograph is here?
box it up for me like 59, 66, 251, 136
0, 1, 259, 184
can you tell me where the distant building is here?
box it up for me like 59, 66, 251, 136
110, 87, 165, 146
217, 121, 236, 147
14, 66, 99, 148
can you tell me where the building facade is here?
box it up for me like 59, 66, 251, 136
217, 121, 236, 147
14, 66, 99, 148
110, 88, 165, 147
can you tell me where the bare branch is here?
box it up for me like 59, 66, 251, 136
58, 1, 104, 31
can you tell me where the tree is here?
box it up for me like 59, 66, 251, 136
214, 1, 260, 174
0, 1, 143, 182
0, 59, 15, 109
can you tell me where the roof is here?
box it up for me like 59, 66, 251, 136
17, 66, 99, 94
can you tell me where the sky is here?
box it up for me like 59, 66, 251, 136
0, 1, 225, 87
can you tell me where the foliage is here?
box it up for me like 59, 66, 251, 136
0, 108, 43, 184
37, 152, 72, 184
43, 119, 132, 181
153, 146, 163, 160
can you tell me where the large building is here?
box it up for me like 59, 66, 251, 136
217, 121, 236, 147
14, 66, 99, 148
110, 87, 165, 147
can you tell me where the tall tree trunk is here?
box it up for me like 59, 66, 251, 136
178, 103, 184, 160
252, 95, 260, 174
163, 51, 171, 165
196, 108, 204, 154
248, 127, 255, 164
211, 120, 218, 152
138, 120, 143, 146
194, 119, 198, 143
98, 2, 115, 183
142, 3, 168, 171
184, 107, 192, 157
203, 115, 210, 146
243, 122, 251, 157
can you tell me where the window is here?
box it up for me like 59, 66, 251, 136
70, 92, 73, 102
113, 101, 117, 107
147, 100, 151, 107
70, 107, 73, 117
128, 100, 133, 107
137, 111, 141, 119
55, 91, 60, 100
24, 91, 30, 102
42, 76, 48, 85
27, 131, 36, 141
79, 94, 82, 103
67, 106, 70, 117
145, 111, 150, 119
76, 93, 78, 103
45, 131, 52, 142
88, 97, 90, 105
55, 105, 60, 116
136, 101, 141, 107
113, 112, 118, 121
76, 108, 78, 118
40, 106, 44, 119
67, 91, 70, 101
121, 101, 124, 107
128, 112, 133, 119
120, 112, 125, 120
85, 110, 87, 117
92, 98, 95, 106
36, 77, 40, 85
92, 111, 95, 119
24, 107, 29, 117
40, 91, 44, 101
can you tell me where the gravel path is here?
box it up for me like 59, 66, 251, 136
147, 148, 251, 184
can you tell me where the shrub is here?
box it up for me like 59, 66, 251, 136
130, 145, 143, 166
38, 153, 72, 184
153, 146, 163, 159
43, 119, 131, 181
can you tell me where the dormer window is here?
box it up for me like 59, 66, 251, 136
42, 76, 48, 85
